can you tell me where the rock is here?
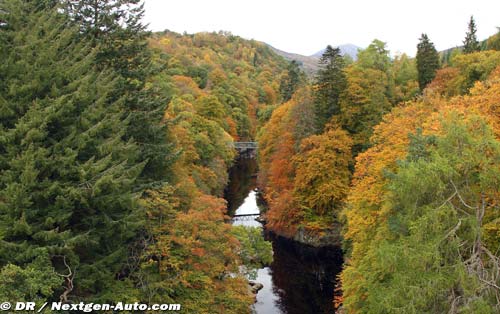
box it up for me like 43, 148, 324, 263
248, 281, 264, 294
292, 224, 343, 247
255, 216, 267, 224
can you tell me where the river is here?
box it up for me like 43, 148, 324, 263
225, 157, 343, 314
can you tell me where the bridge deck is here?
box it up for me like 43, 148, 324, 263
232, 213, 260, 217
231, 213, 261, 221
233, 142, 258, 149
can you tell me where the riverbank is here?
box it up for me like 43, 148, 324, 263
225, 156, 343, 314
256, 191, 343, 248
259, 229, 343, 314
287, 224, 343, 248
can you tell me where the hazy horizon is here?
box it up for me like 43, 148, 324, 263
143, 0, 499, 57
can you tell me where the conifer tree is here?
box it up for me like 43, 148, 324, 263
279, 60, 303, 102
463, 15, 480, 54
0, 0, 144, 301
416, 33, 440, 90
314, 45, 347, 132
358, 115, 500, 313
64, 0, 175, 186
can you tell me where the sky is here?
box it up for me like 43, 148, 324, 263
143, 0, 500, 57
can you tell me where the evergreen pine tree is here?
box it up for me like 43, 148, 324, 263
0, 0, 145, 301
64, 0, 175, 187
314, 45, 347, 132
61, 0, 179, 302
463, 15, 481, 54
360, 116, 500, 313
416, 33, 440, 90
279, 60, 303, 102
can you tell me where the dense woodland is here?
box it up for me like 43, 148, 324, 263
258, 15, 500, 314
1, 0, 500, 313
0, 0, 287, 312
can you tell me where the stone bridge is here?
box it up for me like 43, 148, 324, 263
233, 142, 258, 158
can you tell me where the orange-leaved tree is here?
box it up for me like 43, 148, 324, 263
341, 66, 500, 313
293, 123, 352, 230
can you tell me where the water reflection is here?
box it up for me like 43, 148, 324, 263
226, 157, 342, 314
233, 190, 261, 227
225, 157, 258, 215
263, 233, 342, 314
253, 267, 283, 314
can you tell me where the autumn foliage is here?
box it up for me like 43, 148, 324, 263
293, 124, 352, 217
138, 31, 292, 312
256, 40, 500, 312
341, 66, 500, 313
5, 3, 500, 311
258, 88, 352, 238
258, 98, 301, 236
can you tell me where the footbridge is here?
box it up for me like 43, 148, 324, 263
231, 213, 260, 222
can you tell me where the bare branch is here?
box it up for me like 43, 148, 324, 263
449, 180, 476, 211
55, 256, 74, 303
478, 277, 500, 291
443, 219, 462, 240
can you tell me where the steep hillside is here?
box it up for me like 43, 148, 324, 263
0, 5, 294, 309
270, 43, 361, 77
268, 44, 320, 77
150, 30, 292, 141
257, 39, 419, 246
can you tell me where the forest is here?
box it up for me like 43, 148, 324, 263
257, 17, 500, 314
1, 0, 500, 313
0, 0, 288, 312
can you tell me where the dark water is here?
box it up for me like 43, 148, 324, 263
225, 156, 259, 215
224, 157, 343, 314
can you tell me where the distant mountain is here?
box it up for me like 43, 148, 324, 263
268, 43, 362, 77
267, 45, 320, 77
311, 44, 361, 60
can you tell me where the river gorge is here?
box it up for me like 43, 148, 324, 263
225, 157, 343, 314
